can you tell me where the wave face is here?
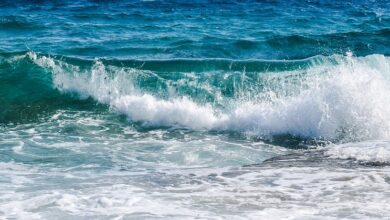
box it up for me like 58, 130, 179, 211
1, 1, 390, 219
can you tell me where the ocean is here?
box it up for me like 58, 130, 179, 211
1, 0, 390, 219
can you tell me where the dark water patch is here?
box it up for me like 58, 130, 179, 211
376, 28, 390, 36
255, 134, 328, 150
168, 39, 196, 47
246, 150, 390, 168
233, 39, 259, 50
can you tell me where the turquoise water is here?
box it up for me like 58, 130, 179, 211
1, 1, 390, 219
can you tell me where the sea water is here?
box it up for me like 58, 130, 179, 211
0, 1, 390, 219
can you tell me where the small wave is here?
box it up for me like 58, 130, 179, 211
266, 35, 318, 47
265, 30, 390, 58
326, 141, 390, 164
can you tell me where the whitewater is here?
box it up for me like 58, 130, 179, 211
27, 51, 390, 143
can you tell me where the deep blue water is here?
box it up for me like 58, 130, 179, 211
1, 0, 390, 59
1, 1, 390, 219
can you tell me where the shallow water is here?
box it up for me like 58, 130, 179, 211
1, 1, 390, 219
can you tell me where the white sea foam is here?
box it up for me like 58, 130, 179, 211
28, 52, 390, 156
326, 140, 390, 163
113, 94, 218, 129
1, 161, 389, 219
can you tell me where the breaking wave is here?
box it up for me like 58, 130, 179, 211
14, 51, 388, 143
